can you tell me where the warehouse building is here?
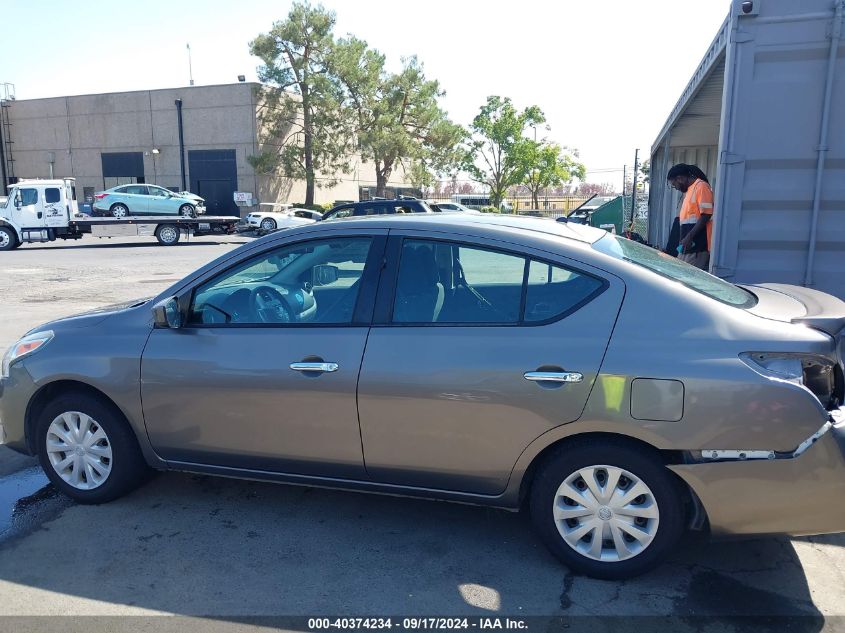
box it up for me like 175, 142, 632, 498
0, 82, 409, 215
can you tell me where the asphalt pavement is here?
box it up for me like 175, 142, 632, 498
0, 234, 843, 631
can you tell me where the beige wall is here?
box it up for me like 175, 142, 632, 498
7, 82, 410, 211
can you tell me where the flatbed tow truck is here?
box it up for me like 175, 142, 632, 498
0, 178, 239, 250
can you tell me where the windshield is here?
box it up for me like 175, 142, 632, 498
593, 234, 757, 309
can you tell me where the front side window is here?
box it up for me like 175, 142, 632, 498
190, 237, 373, 326
593, 234, 756, 308
45, 188, 61, 204
392, 239, 605, 325
19, 188, 38, 206
148, 186, 169, 197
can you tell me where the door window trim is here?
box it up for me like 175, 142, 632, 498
181, 234, 388, 329
374, 235, 608, 328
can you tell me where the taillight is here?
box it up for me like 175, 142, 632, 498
94, 193, 107, 199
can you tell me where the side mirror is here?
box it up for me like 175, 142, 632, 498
152, 296, 183, 329
312, 264, 339, 287
14, 191, 22, 209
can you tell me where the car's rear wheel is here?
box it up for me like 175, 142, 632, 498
179, 204, 195, 218
110, 203, 128, 218
0, 226, 17, 251
155, 224, 181, 245
36, 392, 150, 504
260, 217, 277, 231
529, 438, 684, 579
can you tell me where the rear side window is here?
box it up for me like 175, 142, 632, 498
525, 260, 604, 322
125, 185, 147, 195
392, 239, 604, 325
45, 188, 61, 203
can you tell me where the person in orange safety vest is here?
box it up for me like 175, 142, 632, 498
667, 163, 714, 270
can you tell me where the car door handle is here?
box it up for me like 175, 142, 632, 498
290, 362, 339, 373
523, 371, 583, 383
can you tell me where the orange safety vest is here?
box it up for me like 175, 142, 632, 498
679, 179, 714, 252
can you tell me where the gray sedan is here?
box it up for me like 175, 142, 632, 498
1, 215, 843, 579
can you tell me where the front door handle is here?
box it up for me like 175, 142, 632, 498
290, 362, 338, 373
523, 371, 583, 383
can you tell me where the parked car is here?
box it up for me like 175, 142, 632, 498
2, 214, 844, 579
245, 204, 322, 232
428, 201, 482, 214
322, 198, 432, 220
93, 185, 205, 218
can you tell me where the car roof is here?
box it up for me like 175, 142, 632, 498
318, 213, 607, 245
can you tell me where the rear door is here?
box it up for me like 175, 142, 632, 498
357, 233, 624, 494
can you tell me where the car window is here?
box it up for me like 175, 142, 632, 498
593, 234, 757, 308
45, 188, 61, 204
524, 260, 604, 322
326, 206, 354, 220
189, 237, 373, 326
125, 185, 148, 195
148, 186, 169, 197
20, 188, 38, 206
393, 240, 525, 324
353, 205, 380, 216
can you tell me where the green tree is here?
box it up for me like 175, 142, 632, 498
249, 2, 352, 206
524, 143, 586, 209
462, 96, 545, 210
334, 44, 465, 198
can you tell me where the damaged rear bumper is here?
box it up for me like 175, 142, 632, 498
669, 409, 845, 537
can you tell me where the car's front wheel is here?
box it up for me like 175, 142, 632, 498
260, 217, 277, 231
36, 392, 150, 504
179, 204, 195, 218
529, 438, 684, 579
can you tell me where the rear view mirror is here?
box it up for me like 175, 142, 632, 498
312, 264, 339, 287
152, 296, 183, 329
14, 191, 22, 209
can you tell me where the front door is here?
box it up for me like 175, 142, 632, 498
197, 179, 233, 215
141, 232, 385, 478
357, 235, 624, 495
12, 186, 44, 228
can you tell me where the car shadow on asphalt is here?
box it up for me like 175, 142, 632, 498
0, 471, 827, 629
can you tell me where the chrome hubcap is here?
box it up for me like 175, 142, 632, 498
261, 219, 275, 230
180, 206, 193, 217
46, 411, 113, 490
553, 465, 659, 562
0, 230, 10, 248
160, 227, 177, 242
113, 206, 126, 218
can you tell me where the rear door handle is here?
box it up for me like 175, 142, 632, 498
523, 371, 583, 383
290, 362, 338, 373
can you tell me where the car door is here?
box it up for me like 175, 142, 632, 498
122, 185, 149, 214
141, 230, 386, 477
146, 185, 173, 214
357, 233, 624, 495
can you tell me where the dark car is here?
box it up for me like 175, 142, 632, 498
323, 198, 432, 220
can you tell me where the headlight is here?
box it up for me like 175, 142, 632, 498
1, 330, 54, 378
740, 352, 841, 409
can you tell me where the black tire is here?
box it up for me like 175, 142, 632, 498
155, 224, 181, 245
35, 391, 150, 504
179, 204, 196, 218
0, 226, 17, 251
111, 203, 129, 218
259, 217, 277, 231
528, 437, 684, 580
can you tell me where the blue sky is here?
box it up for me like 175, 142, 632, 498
3, 0, 728, 184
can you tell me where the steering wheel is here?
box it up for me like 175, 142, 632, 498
249, 285, 295, 323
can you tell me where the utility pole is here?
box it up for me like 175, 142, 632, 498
622, 165, 627, 196
187, 44, 194, 86
630, 148, 639, 224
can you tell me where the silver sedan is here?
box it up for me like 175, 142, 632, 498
1, 214, 843, 579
